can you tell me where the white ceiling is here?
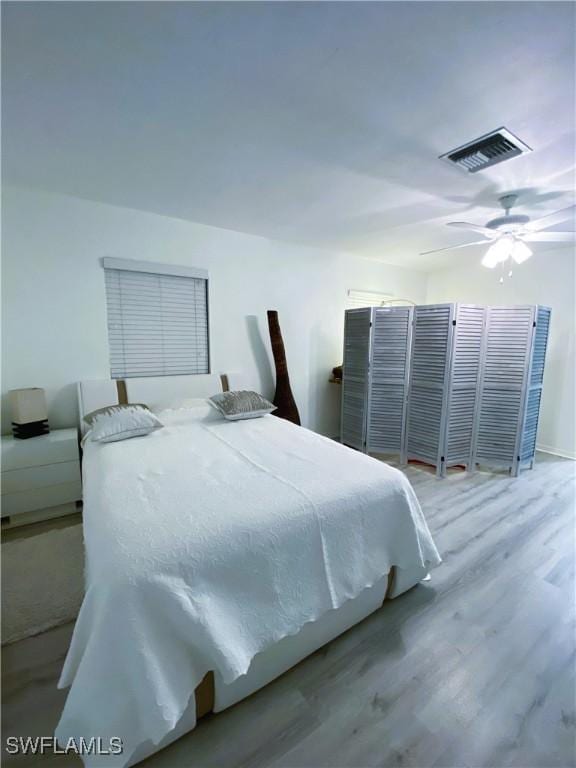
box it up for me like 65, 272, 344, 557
3, 1, 575, 271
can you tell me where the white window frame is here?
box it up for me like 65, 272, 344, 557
102, 257, 210, 379
346, 289, 394, 309
346, 289, 416, 309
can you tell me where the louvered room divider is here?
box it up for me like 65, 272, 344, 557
341, 306, 413, 456
404, 303, 486, 477
472, 305, 551, 476
341, 303, 550, 477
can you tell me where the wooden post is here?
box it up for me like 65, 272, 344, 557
267, 310, 301, 426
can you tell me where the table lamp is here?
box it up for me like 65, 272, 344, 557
9, 388, 50, 439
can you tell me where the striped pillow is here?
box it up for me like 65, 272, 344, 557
209, 391, 276, 420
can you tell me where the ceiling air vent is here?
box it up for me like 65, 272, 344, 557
440, 127, 532, 173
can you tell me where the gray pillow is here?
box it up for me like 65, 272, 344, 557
209, 391, 276, 421
83, 403, 149, 426
84, 404, 163, 443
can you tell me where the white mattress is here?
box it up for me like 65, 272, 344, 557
56, 404, 440, 766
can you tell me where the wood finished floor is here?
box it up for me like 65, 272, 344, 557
2, 453, 575, 768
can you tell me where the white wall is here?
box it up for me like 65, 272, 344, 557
427, 250, 576, 459
1, 186, 428, 437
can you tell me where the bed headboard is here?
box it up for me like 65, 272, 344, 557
77, 373, 234, 433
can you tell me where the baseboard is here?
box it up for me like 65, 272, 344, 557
536, 443, 576, 461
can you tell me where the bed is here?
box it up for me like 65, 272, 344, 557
56, 373, 441, 767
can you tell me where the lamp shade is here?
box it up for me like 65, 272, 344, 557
482, 235, 514, 268
9, 388, 48, 425
511, 240, 532, 264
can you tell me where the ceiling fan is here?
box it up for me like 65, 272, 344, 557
421, 194, 575, 273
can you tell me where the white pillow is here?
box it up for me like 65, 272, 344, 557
86, 405, 163, 443
153, 397, 209, 414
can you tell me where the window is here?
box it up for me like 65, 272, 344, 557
103, 258, 209, 378
345, 289, 416, 310
346, 289, 394, 309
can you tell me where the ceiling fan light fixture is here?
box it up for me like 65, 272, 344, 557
510, 240, 532, 264
482, 236, 514, 268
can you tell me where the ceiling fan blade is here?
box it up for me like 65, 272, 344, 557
523, 231, 574, 242
447, 222, 497, 238
420, 240, 490, 256
524, 205, 576, 232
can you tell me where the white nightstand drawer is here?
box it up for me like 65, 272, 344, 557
1, 428, 82, 523
1, 428, 78, 472
1, 461, 81, 494
1, 481, 82, 516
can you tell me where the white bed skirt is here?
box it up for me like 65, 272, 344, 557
128, 562, 428, 766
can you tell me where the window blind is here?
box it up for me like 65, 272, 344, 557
103, 261, 209, 379
346, 289, 394, 309
346, 290, 415, 310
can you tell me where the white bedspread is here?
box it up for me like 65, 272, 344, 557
56, 405, 440, 766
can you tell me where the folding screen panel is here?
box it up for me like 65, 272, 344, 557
366, 306, 413, 456
341, 308, 372, 450
341, 306, 413, 456
520, 306, 551, 465
405, 303, 485, 476
445, 304, 486, 468
405, 304, 454, 472
473, 305, 551, 476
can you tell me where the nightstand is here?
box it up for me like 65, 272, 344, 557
1, 428, 82, 528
